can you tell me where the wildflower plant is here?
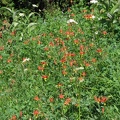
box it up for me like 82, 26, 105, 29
0, 0, 120, 120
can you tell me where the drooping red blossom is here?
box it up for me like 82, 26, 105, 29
91, 58, 96, 63
94, 96, 108, 103
42, 75, 48, 80
10, 115, 17, 120
64, 98, 71, 105
102, 31, 107, 35
10, 31, 16, 36
7, 59, 12, 63
62, 70, 67, 76
0, 70, 3, 74
0, 55, 2, 60
100, 96, 108, 103
49, 97, 54, 103
102, 107, 105, 113
33, 110, 39, 116
81, 72, 86, 77
59, 94, 64, 99
97, 48, 102, 53
19, 111, 22, 117
38, 66, 44, 71
34, 96, 40, 101
0, 46, 4, 51
60, 57, 67, 63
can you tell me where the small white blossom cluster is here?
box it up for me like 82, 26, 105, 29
90, 0, 98, 4
22, 58, 30, 63
67, 19, 78, 24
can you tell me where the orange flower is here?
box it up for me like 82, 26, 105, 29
0, 70, 3, 74
49, 97, 54, 102
74, 39, 79, 44
59, 94, 64, 99
100, 96, 108, 103
57, 83, 63, 87
81, 72, 86, 77
94, 96, 108, 103
102, 31, 107, 35
0, 46, 4, 51
97, 48, 102, 53
41, 61, 47, 66
71, 13, 75, 17
79, 51, 85, 55
78, 77, 84, 82
0, 55, 2, 59
10, 115, 17, 120
33, 110, 39, 116
91, 58, 96, 63
37, 40, 42, 45
94, 96, 101, 103
7, 59, 12, 63
10, 31, 16, 36
49, 42, 54, 47
38, 66, 44, 71
62, 70, 67, 76
42, 75, 48, 80
102, 107, 105, 113
84, 14, 95, 19
60, 57, 66, 63
19, 111, 22, 117
80, 45, 84, 51
0, 33, 2, 38
64, 98, 71, 105
34, 96, 40, 101
44, 47, 49, 51
59, 29, 63, 33
7, 39, 12, 44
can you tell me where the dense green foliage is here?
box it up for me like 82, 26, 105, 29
0, 0, 120, 119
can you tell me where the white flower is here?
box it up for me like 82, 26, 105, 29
32, 4, 38, 8
92, 15, 95, 19
19, 13, 25, 17
67, 19, 78, 24
95, 31, 98, 34
24, 68, 28, 71
74, 67, 84, 71
90, 0, 98, 4
22, 58, 30, 63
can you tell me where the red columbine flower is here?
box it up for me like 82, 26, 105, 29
7, 59, 12, 63
49, 97, 54, 103
38, 66, 44, 71
33, 110, 39, 116
91, 58, 96, 63
100, 96, 108, 103
102, 107, 105, 113
19, 111, 22, 117
62, 70, 67, 76
81, 72, 86, 77
0, 55, 2, 60
10, 115, 17, 120
60, 57, 66, 63
97, 48, 102, 53
42, 75, 48, 80
59, 94, 64, 99
0, 46, 4, 51
0, 70, 3, 74
94, 96, 108, 103
64, 98, 71, 105
102, 31, 107, 35
80, 51, 85, 55
10, 31, 16, 36
34, 96, 40, 101
94, 96, 101, 103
